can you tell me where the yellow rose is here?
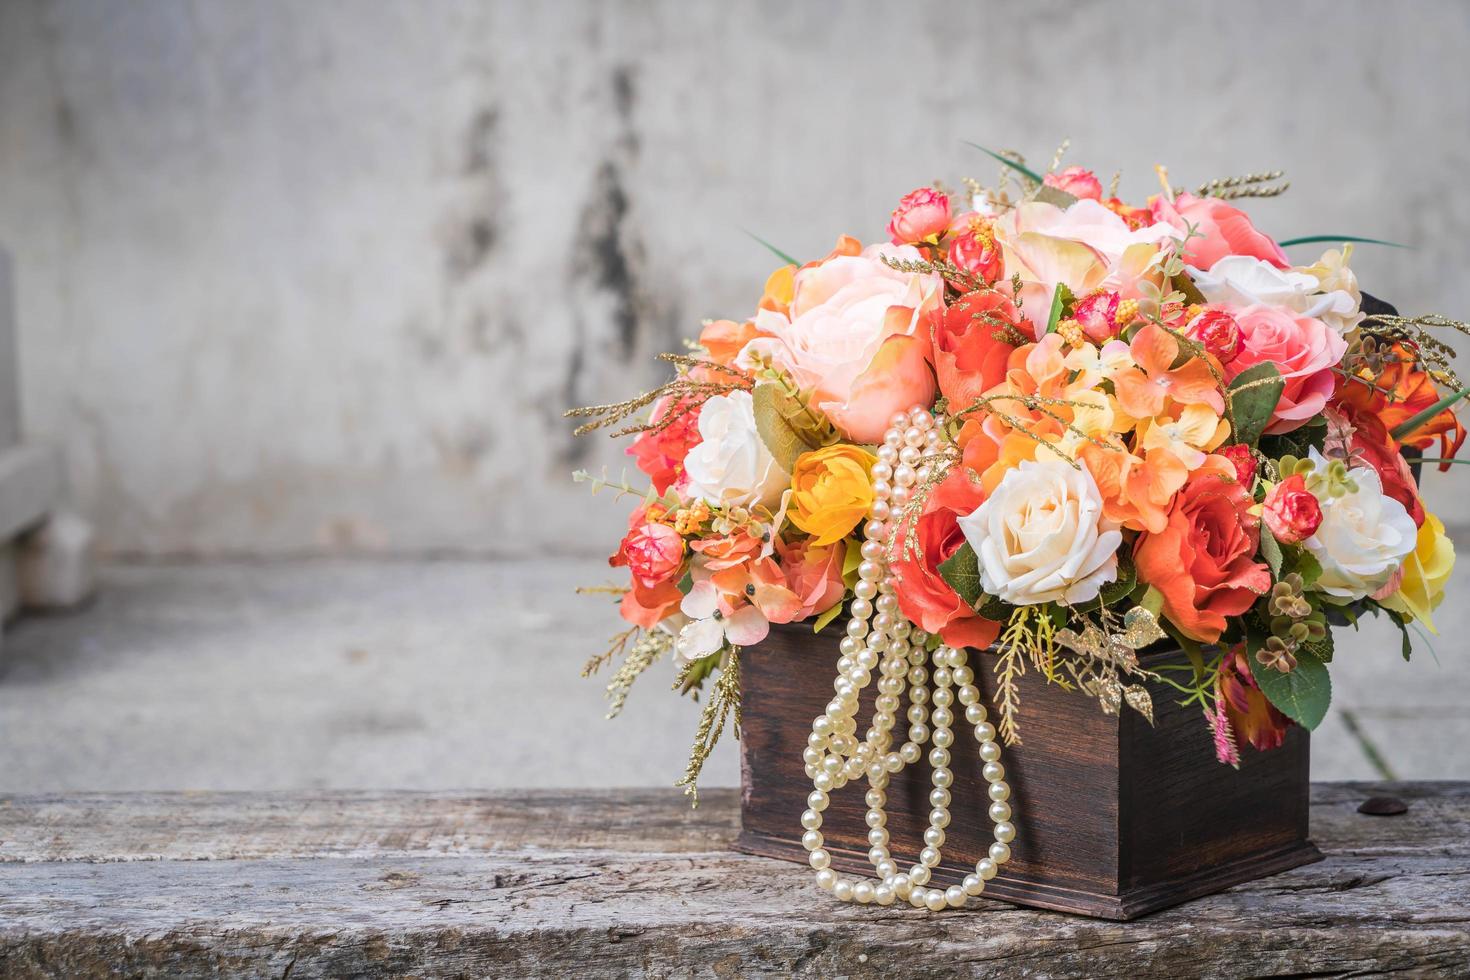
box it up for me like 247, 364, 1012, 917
1379, 510, 1455, 632
789, 445, 877, 546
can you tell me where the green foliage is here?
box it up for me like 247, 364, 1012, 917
742, 229, 799, 266
1389, 387, 1470, 441
750, 380, 825, 472
1227, 362, 1285, 447
962, 141, 1043, 184
1258, 525, 1283, 577
1246, 639, 1332, 730
812, 600, 844, 634
1277, 234, 1407, 249
1044, 282, 1074, 334
937, 541, 983, 609
1259, 418, 1327, 464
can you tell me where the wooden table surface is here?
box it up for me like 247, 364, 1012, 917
1, 783, 1467, 978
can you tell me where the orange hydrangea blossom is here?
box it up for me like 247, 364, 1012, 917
1113, 324, 1225, 419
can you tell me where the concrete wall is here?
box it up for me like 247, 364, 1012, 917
2, 0, 1469, 557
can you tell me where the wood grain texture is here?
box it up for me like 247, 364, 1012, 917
0, 784, 1466, 978
737, 624, 1318, 918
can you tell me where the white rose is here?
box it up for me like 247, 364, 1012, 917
956, 457, 1123, 606
682, 390, 788, 510
1303, 448, 1417, 600
1190, 254, 1363, 335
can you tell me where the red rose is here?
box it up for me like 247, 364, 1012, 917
1135, 455, 1272, 643
887, 187, 951, 245
610, 521, 684, 589
1187, 308, 1243, 364
934, 290, 1028, 413
1217, 444, 1257, 487
890, 470, 1002, 650
947, 214, 1004, 283
1261, 474, 1323, 544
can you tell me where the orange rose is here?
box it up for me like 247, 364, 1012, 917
890, 470, 1002, 650
934, 290, 1026, 413
1134, 454, 1271, 643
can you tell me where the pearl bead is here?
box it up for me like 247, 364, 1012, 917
979, 741, 1001, 762
931, 686, 953, 707
919, 846, 941, 868
945, 885, 967, 908
923, 827, 945, 848
890, 411, 911, 430
932, 667, 952, 687
854, 881, 876, 905
988, 781, 1010, 802
870, 499, 891, 520
904, 426, 925, 446
870, 460, 893, 481
893, 465, 916, 487
803, 747, 821, 767
928, 747, 950, 768
974, 722, 997, 743
994, 821, 1016, 843
990, 842, 1011, 864
908, 889, 928, 909
965, 704, 987, 725
932, 726, 954, 749
908, 724, 929, 744
924, 889, 948, 912
809, 849, 830, 870
857, 560, 882, 582
802, 830, 823, 851
890, 484, 911, 506
909, 865, 931, 885
963, 873, 985, 897
875, 884, 895, 906
983, 761, 1006, 782
952, 666, 974, 685
977, 858, 998, 880
893, 875, 913, 899
801, 809, 822, 830
876, 859, 897, 878
816, 868, 836, 891
929, 787, 951, 807
854, 579, 878, 600
989, 802, 1012, 822
931, 767, 953, 788
834, 879, 854, 902
929, 807, 950, 829
865, 809, 886, 829
899, 741, 921, 764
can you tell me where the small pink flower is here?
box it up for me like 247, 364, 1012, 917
1043, 166, 1103, 201
887, 187, 951, 245
1217, 444, 1258, 488
1072, 290, 1121, 342
1262, 474, 1323, 544
610, 521, 685, 589
947, 213, 1004, 283
1187, 308, 1243, 364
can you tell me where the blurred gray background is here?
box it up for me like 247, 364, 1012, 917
0, 0, 1467, 792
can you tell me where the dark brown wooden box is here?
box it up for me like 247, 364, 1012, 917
735, 622, 1321, 919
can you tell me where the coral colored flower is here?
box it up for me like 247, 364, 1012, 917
1217, 444, 1257, 487
789, 444, 876, 546
1261, 474, 1323, 544
619, 578, 684, 630
890, 469, 1002, 649
627, 396, 703, 495
887, 187, 951, 245
1341, 408, 1424, 527
741, 243, 940, 443
610, 521, 684, 589
1113, 324, 1226, 419
1150, 192, 1289, 270
1135, 454, 1271, 643
934, 290, 1028, 411
947, 213, 1005, 283
1186, 308, 1243, 364
1378, 511, 1455, 632
1071, 290, 1121, 343
699, 319, 764, 367
1043, 166, 1103, 201
1217, 646, 1292, 755
958, 457, 1123, 606
1336, 340, 1467, 465
1226, 305, 1347, 434
759, 264, 796, 316
690, 527, 766, 571
776, 538, 848, 622
1078, 443, 1190, 535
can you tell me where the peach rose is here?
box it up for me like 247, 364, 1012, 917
1150, 192, 1288, 271
1042, 166, 1103, 201
887, 187, 951, 245
890, 470, 1002, 649
934, 290, 1027, 412
741, 244, 940, 443
776, 538, 847, 622
1134, 455, 1271, 643
1226, 305, 1348, 434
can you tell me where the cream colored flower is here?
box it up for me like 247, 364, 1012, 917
1191, 253, 1363, 336
682, 391, 788, 510
956, 457, 1122, 606
1303, 449, 1417, 600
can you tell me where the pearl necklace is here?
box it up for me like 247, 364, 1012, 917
801, 406, 1015, 911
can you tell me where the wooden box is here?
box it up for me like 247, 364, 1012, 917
734, 623, 1321, 919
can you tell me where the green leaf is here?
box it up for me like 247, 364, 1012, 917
937, 541, 983, 609
962, 141, 1043, 184
751, 381, 821, 473
1171, 272, 1206, 306
1258, 525, 1283, 577
1227, 362, 1285, 447
1277, 235, 1407, 249
1032, 184, 1077, 209
1389, 387, 1469, 441
742, 229, 799, 267
1248, 647, 1331, 730
1074, 551, 1137, 613
1044, 282, 1072, 334
813, 601, 844, 634
1259, 418, 1327, 464
840, 536, 863, 592
676, 568, 694, 595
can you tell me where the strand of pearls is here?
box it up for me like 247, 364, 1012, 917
801, 406, 1015, 912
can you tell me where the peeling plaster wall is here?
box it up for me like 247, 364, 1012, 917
1, 0, 1469, 557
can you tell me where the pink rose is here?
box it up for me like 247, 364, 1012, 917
742, 244, 940, 443
1042, 166, 1103, 201
610, 521, 684, 589
775, 538, 847, 622
1262, 474, 1323, 544
1226, 305, 1348, 434
1150, 192, 1288, 271
1071, 290, 1121, 342
1187, 308, 1243, 364
887, 187, 951, 245
947, 213, 1004, 283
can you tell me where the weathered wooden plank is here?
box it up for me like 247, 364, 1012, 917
0, 785, 1466, 978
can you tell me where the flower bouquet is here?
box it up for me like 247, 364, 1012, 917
569, 148, 1464, 917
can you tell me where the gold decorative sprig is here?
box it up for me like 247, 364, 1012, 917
582, 624, 638, 677
879, 254, 985, 294
604, 629, 672, 719
1360, 313, 1469, 390
1195, 170, 1289, 200
564, 353, 753, 438
674, 647, 742, 807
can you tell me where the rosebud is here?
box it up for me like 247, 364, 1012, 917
1218, 444, 1258, 487
1188, 308, 1243, 363
947, 214, 1004, 283
1042, 166, 1103, 201
887, 187, 951, 245
610, 521, 685, 589
1262, 474, 1323, 545
1071, 290, 1121, 342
